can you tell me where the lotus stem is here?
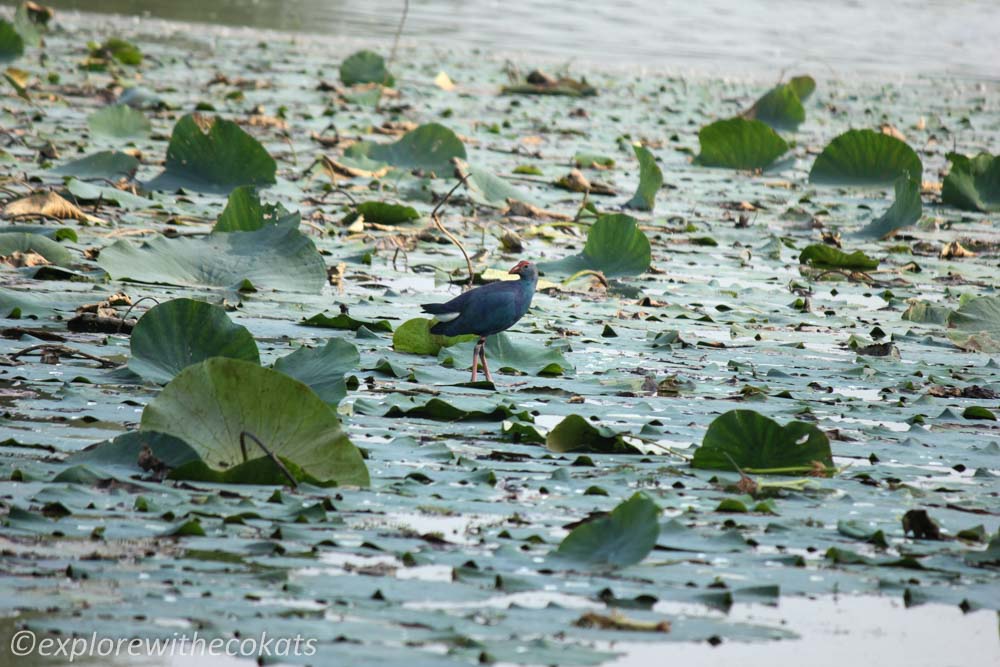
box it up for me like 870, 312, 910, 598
240, 431, 298, 488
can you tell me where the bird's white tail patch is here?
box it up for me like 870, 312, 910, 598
434, 312, 460, 322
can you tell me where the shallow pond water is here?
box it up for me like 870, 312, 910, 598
7, 0, 1000, 77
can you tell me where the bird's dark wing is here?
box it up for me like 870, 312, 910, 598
420, 280, 513, 315
428, 283, 521, 337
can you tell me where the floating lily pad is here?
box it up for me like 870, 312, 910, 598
695, 118, 789, 170
98, 224, 326, 293
357, 201, 420, 225
128, 298, 260, 384
692, 410, 833, 473
340, 49, 394, 87
538, 214, 650, 278
354, 395, 527, 421
546, 414, 641, 454
856, 174, 922, 239
393, 317, 474, 355
947, 296, 1000, 353
0, 20, 25, 63
89, 37, 142, 66
809, 129, 922, 186
87, 104, 151, 139
799, 245, 879, 270
146, 114, 277, 194
141, 358, 368, 486
67, 178, 155, 210
0, 232, 73, 266
214, 185, 299, 232
343, 123, 466, 175
465, 165, 536, 207
51, 151, 140, 180
941, 152, 1000, 212
273, 338, 360, 405
301, 312, 393, 332
442, 333, 571, 376
625, 144, 662, 212
555, 493, 660, 568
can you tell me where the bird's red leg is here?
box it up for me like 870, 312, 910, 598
479, 337, 494, 383
470, 339, 481, 382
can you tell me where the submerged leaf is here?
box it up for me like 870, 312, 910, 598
538, 214, 650, 277
695, 118, 789, 170
692, 410, 833, 473
941, 152, 1000, 212
146, 114, 277, 193
625, 144, 663, 212
141, 358, 368, 486
128, 298, 260, 384
556, 493, 660, 567
809, 129, 922, 186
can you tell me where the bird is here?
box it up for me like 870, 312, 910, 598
421, 260, 538, 383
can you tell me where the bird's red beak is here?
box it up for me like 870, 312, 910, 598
509, 261, 528, 275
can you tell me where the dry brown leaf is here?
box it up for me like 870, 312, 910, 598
3, 192, 105, 224
503, 199, 572, 221
880, 123, 907, 142
2, 251, 49, 268
574, 612, 670, 633
940, 241, 975, 259
321, 156, 390, 180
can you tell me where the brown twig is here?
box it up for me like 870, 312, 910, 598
240, 431, 298, 488
387, 0, 410, 72
10, 344, 118, 368
431, 172, 475, 288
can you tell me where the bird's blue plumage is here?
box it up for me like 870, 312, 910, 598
421, 265, 537, 337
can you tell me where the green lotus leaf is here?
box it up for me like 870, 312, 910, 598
809, 129, 922, 186
538, 214, 650, 277
128, 298, 260, 384
692, 409, 833, 473
141, 358, 368, 486
695, 118, 789, 170
625, 144, 662, 212
941, 152, 1000, 212
555, 493, 661, 568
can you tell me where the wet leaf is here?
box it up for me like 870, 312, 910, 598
538, 214, 650, 277
128, 298, 260, 384
692, 410, 833, 473
809, 129, 922, 186
625, 144, 662, 212
344, 122, 466, 175
87, 104, 151, 138
301, 312, 393, 332
141, 358, 368, 486
941, 152, 1000, 212
555, 492, 660, 567
695, 118, 789, 170
146, 114, 277, 193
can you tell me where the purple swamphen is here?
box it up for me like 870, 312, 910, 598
421, 260, 538, 383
